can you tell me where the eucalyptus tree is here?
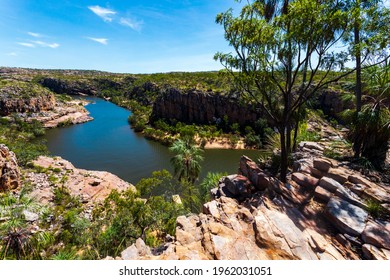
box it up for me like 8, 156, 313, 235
215, 0, 356, 182
343, 0, 389, 113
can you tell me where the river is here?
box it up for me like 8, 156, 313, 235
44, 97, 262, 184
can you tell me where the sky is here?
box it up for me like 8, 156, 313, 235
0, 0, 242, 73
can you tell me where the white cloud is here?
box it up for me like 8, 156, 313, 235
18, 42, 35, 48
88, 5, 116, 22
32, 40, 60, 48
87, 37, 108, 45
119, 17, 143, 31
6, 52, 18, 56
28, 32, 42, 38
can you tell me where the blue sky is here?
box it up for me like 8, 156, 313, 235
0, 0, 241, 73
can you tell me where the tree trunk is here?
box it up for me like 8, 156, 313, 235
354, 12, 362, 112
280, 128, 288, 183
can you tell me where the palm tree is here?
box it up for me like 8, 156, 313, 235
343, 58, 390, 168
169, 139, 204, 184
169, 139, 204, 212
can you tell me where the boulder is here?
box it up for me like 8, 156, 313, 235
362, 244, 390, 260
325, 198, 368, 236
0, 144, 20, 192
334, 187, 366, 209
362, 220, 390, 250
344, 182, 366, 197
239, 156, 269, 191
314, 186, 333, 202
299, 141, 325, 152
121, 244, 139, 260
291, 172, 319, 189
313, 158, 332, 172
219, 175, 254, 199
319, 177, 343, 192
327, 168, 350, 184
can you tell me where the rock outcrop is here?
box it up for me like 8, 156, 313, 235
116, 142, 389, 260
25, 156, 135, 205
0, 144, 20, 192
38, 77, 97, 96
0, 83, 56, 116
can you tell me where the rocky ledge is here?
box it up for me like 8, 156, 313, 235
112, 143, 389, 260
26, 99, 93, 128
24, 156, 135, 206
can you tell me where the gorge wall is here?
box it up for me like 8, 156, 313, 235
0, 83, 56, 116
151, 87, 264, 126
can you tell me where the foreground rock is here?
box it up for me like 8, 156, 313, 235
116, 145, 389, 260
325, 198, 368, 236
0, 144, 20, 192
117, 196, 347, 260
25, 156, 135, 205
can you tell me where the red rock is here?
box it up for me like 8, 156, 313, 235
313, 158, 332, 172
319, 176, 342, 192
0, 144, 20, 192
291, 172, 319, 189
362, 220, 390, 250
310, 167, 326, 178
327, 168, 349, 184
314, 186, 333, 202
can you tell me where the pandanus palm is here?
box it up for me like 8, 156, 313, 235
343, 58, 390, 168
169, 139, 204, 184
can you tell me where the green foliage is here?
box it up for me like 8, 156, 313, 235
296, 122, 321, 143
57, 118, 73, 127
199, 172, 227, 204
169, 139, 204, 184
344, 58, 390, 168
88, 189, 186, 258
0, 116, 48, 166
214, 0, 378, 181
136, 169, 182, 198
365, 199, 386, 219
0, 188, 45, 259
51, 249, 78, 260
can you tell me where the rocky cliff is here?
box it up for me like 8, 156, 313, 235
38, 77, 97, 96
0, 82, 56, 116
151, 87, 264, 126
0, 144, 20, 192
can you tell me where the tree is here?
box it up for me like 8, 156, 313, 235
169, 139, 204, 212
169, 139, 204, 184
343, 57, 390, 168
343, 0, 389, 113
341, 1, 389, 157
215, 0, 357, 182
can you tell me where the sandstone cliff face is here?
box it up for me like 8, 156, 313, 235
0, 144, 20, 192
39, 77, 97, 96
151, 87, 263, 126
0, 84, 55, 116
